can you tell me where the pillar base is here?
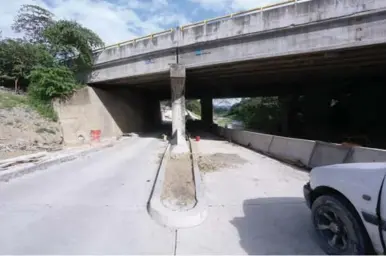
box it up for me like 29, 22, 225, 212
170, 130, 189, 154
171, 142, 189, 154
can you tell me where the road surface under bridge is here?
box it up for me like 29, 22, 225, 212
0, 134, 323, 254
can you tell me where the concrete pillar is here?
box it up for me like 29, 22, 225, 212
145, 95, 162, 131
170, 64, 188, 153
181, 95, 186, 137
279, 95, 297, 136
201, 97, 213, 126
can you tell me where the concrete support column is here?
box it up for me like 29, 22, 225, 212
170, 64, 188, 153
145, 95, 162, 131
279, 94, 297, 137
201, 96, 213, 126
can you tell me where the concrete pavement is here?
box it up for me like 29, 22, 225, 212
0, 134, 324, 254
0, 136, 174, 254
176, 136, 324, 254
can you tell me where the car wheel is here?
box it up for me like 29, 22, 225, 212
311, 195, 369, 255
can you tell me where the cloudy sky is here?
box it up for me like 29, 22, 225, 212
1, 0, 281, 45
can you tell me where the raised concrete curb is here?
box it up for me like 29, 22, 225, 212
148, 140, 208, 229
0, 139, 123, 183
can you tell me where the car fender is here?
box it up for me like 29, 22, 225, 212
310, 163, 386, 254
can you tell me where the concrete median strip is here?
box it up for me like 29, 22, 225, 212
148, 139, 208, 229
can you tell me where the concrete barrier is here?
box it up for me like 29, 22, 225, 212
219, 129, 274, 153
217, 126, 225, 137
241, 131, 273, 152
224, 128, 232, 141
308, 141, 351, 168
268, 136, 316, 167
214, 128, 386, 168
345, 147, 386, 163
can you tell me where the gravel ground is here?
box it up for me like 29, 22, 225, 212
161, 153, 196, 211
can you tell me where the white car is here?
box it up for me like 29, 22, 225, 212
304, 163, 386, 255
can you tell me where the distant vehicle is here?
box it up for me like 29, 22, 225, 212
304, 163, 386, 254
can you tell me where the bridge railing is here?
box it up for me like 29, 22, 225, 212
94, 0, 310, 53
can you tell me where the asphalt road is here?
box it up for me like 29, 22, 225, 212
0, 134, 324, 254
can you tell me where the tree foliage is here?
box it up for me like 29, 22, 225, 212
12, 5, 55, 43
0, 39, 54, 91
28, 66, 79, 100
228, 97, 281, 132
0, 4, 104, 120
186, 100, 201, 115
43, 20, 104, 71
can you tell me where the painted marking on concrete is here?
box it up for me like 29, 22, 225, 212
145, 58, 155, 64
195, 49, 211, 56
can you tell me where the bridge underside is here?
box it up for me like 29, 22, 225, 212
90, 43, 386, 99
75, 43, 386, 146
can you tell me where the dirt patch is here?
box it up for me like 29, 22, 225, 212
0, 90, 62, 160
161, 153, 196, 210
198, 153, 247, 173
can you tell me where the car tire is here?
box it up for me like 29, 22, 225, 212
311, 194, 370, 255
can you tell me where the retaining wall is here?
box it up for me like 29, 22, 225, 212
214, 126, 386, 169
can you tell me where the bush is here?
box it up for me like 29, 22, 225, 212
186, 100, 201, 116
28, 66, 79, 100
27, 66, 80, 121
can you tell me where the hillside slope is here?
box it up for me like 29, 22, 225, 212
0, 89, 62, 160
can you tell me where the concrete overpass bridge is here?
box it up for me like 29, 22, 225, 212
57, 0, 386, 146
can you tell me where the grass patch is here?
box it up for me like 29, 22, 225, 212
28, 98, 58, 122
215, 116, 234, 127
0, 91, 28, 109
0, 90, 58, 121
36, 127, 56, 134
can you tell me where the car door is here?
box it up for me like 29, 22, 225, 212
360, 172, 386, 254
380, 174, 386, 253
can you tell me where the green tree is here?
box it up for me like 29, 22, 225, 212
28, 66, 79, 100
186, 100, 201, 116
12, 4, 104, 72
0, 4, 104, 120
228, 97, 281, 132
12, 4, 55, 43
27, 66, 80, 121
0, 39, 54, 92
43, 20, 104, 72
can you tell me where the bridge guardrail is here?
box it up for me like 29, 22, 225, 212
214, 125, 386, 169
94, 0, 310, 52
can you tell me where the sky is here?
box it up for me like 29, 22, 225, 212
1, 0, 280, 106
1, 0, 282, 45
